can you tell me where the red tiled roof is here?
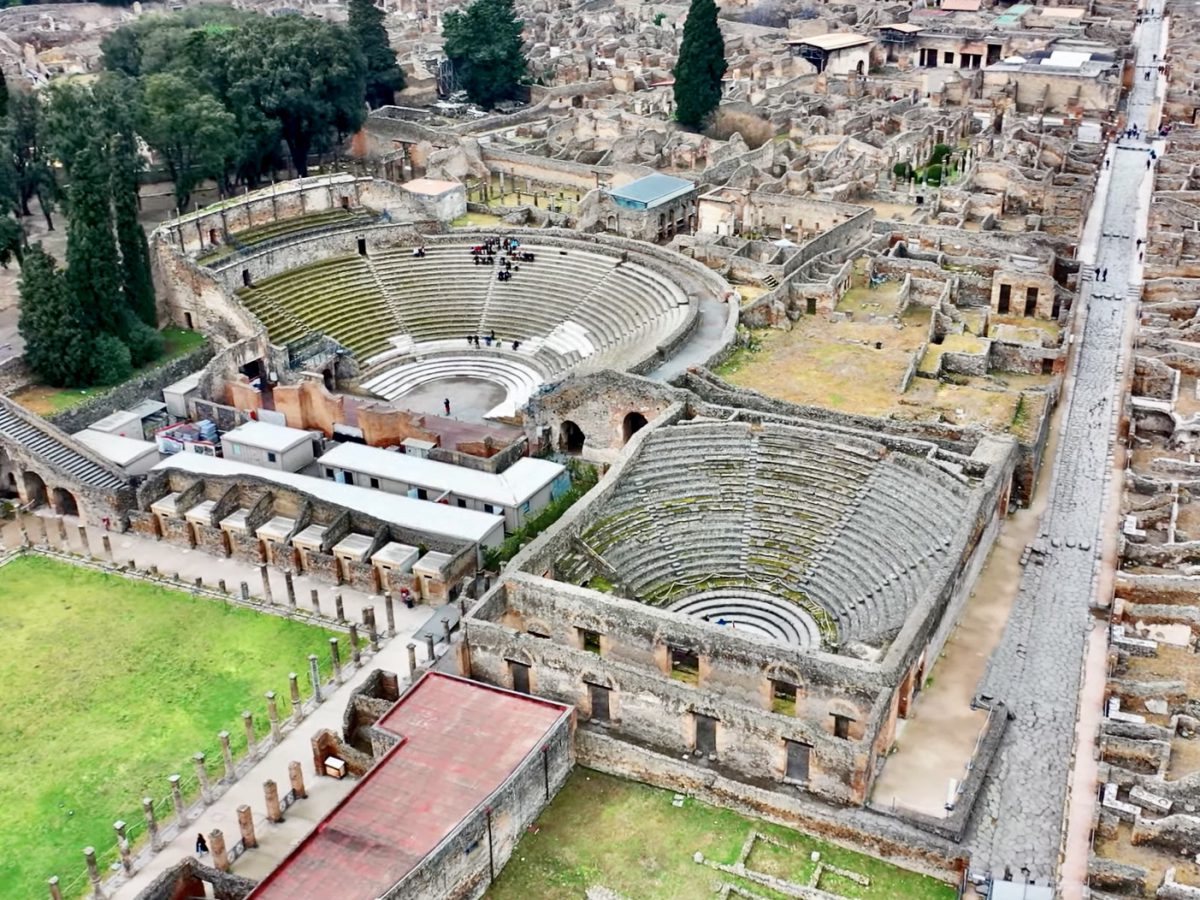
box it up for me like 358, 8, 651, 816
249, 673, 569, 900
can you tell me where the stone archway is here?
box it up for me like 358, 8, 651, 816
52, 487, 80, 517
22, 471, 47, 507
622, 411, 648, 444
560, 420, 586, 455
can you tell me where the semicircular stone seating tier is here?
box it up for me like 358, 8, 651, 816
668, 590, 824, 650
236, 241, 694, 416
567, 420, 971, 650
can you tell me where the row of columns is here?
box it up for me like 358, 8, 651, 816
68, 761, 310, 898
9, 515, 407, 642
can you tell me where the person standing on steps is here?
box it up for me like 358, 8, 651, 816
443, 398, 451, 416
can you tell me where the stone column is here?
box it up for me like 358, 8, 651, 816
335, 594, 345, 623
84, 846, 103, 899
114, 820, 132, 873
169, 774, 185, 821
407, 643, 417, 673
194, 752, 211, 803
101, 535, 112, 562
242, 711, 256, 758
260, 565, 273, 604
284, 571, 296, 610
364, 606, 379, 651
308, 654, 323, 703
237, 804, 257, 849
310, 588, 321, 614
266, 691, 281, 744
425, 633, 436, 661
56, 516, 67, 544
289, 674, 302, 723
348, 624, 361, 667
142, 798, 161, 851
441, 617, 451, 645
264, 780, 283, 823
240, 581, 250, 602
48, 876, 63, 900
209, 829, 230, 872
219, 579, 227, 593
329, 637, 343, 682
219, 731, 235, 781
385, 592, 396, 637
76, 524, 89, 552
289, 761, 307, 799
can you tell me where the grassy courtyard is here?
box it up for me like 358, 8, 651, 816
11, 328, 207, 417
487, 770, 956, 900
0, 555, 342, 897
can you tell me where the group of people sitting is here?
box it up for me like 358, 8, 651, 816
466, 330, 521, 351
469, 236, 537, 279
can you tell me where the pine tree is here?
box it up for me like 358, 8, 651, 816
18, 244, 96, 387
673, 0, 727, 128
349, 0, 405, 108
111, 129, 157, 329
0, 70, 8, 121
443, 0, 527, 109
65, 143, 124, 339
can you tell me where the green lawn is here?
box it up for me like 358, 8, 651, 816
0, 555, 342, 897
11, 328, 207, 417
487, 771, 956, 900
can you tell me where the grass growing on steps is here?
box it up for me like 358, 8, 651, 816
0, 555, 342, 898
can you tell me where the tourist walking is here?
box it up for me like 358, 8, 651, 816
443, 398, 451, 415
196, 833, 208, 855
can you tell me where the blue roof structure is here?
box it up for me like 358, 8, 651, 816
606, 174, 696, 210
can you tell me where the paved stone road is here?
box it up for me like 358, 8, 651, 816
964, 3, 1166, 883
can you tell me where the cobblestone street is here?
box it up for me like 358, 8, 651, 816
965, 2, 1166, 882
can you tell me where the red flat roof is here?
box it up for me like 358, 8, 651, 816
249, 673, 569, 900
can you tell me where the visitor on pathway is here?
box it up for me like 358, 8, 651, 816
195, 833, 208, 855
443, 398, 451, 415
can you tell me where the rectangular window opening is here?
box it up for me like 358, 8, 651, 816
670, 646, 700, 685
580, 628, 602, 654
772, 680, 798, 716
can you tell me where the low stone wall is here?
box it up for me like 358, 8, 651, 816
575, 728, 967, 885
874, 700, 1010, 842
44, 342, 214, 436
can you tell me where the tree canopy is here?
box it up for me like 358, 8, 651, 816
443, 0, 527, 109
138, 73, 236, 208
100, 10, 367, 181
349, 0, 406, 109
673, 0, 727, 128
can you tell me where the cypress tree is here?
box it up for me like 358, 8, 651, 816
65, 142, 124, 339
111, 129, 157, 329
443, 0, 527, 109
673, 0, 727, 128
18, 245, 96, 387
349, 0, 406, 108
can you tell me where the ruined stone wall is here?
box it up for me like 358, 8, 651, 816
382, 705, 573, 900
575, 728, 968, 884
46, 343, 215, 437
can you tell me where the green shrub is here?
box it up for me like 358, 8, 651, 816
90, 334, 133, 385
483, 459, 599, 570
928, 143, 952, 166
892, 161, 913, 180
924, 163, 944, 186
123, 320, 165, 367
